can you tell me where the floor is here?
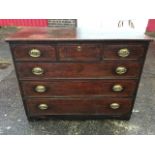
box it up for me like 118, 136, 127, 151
0, 27, 155, 135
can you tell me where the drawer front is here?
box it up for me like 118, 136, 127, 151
58, 43, 101, 61
11, 44, 56, 61
16, 61, 141, 79
103, 44, 146, 60
25, 98, 133, 116
21, 80, 137, 97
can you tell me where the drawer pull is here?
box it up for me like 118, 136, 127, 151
38, 104, 48, 110
115, 66, 127, 75
32, 67, 44, 75
112, 84, 123, 92
35, 85, 46, 93
77, 46, 82, 51
110, 103, 120, 109
29, 49, 41, 58
118, 48, 130, 58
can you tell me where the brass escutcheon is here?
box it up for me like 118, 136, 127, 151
35, 85, 46, 93
118, 48, 130, 58
29, 49, 41, 58
77, 45, 82, 51
112, 84, 123, 92
32, 67, 44, 75
115, 66, 127, 75
110, 103, 120, 109
38, 104, 48, 110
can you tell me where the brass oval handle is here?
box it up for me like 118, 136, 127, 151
35, 85, 46, 93
112, 84, 123, 92
118, 48, 130, 58
77, 45, 82, 51
32, 67, 44, 75
115, 66, 127, 75
29, 49, 41, 58
110, 103, 120, 109
38, 104, 48, 110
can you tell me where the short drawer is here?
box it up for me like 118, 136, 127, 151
58, 43, 101, 61
25, 97, 133, 116
21, 79, 137, 97
11, 44, 56, 61
16, 61, 142, 79
103, 43, 146, 60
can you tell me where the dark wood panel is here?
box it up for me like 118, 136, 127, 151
25, 97, 133, 116
21, 79, 137, 97
103, 44, 146, 60
11, 44, 56, 61
16, 61, 141, 79
58, 43, 101, 61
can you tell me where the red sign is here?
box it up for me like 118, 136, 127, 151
146, 19, 155, 32
0, 19, 48, 27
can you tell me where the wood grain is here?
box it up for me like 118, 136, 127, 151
58, 43, 101, 61
11, 44, 56, 61
21, 79, 137, 97
103, 43, 146, 60
25, 97, 133, 116
5, 27, 152, 41
16, 61, 142, 79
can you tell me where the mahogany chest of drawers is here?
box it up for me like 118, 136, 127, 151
6, 27, 151, 120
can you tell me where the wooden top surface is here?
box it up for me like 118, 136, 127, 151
5, 27, 152, 41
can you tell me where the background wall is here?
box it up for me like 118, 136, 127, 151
0, 19, 154, 33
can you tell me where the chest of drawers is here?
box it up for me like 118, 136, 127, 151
6, 27, 151, 120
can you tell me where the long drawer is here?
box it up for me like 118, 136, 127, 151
21, 79, 137, 97
25, 97, 133, 116
16, 61, 142, 79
